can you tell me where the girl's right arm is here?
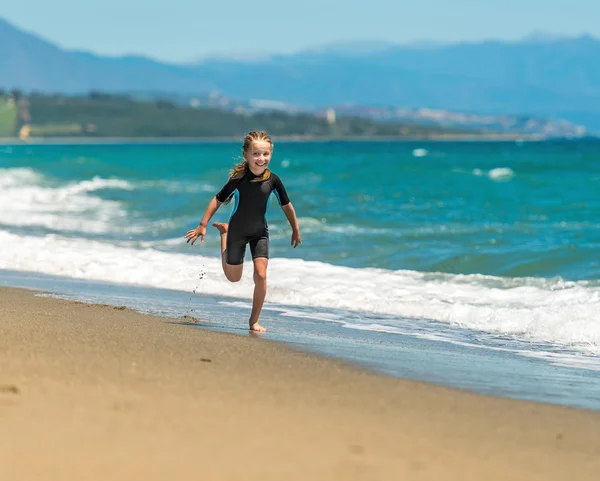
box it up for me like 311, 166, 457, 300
184, 196, 223, 245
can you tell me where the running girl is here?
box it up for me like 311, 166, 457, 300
185, 131, 301, 332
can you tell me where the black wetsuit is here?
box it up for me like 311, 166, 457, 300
215, 170, 290, 265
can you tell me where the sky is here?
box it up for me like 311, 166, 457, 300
3, 1, 600, 62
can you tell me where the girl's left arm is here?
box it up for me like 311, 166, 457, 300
281, 203, 301, 248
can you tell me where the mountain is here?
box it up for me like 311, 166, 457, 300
192, 36, 600, 128
2, 17, 600, 130
0, 18, 213, 93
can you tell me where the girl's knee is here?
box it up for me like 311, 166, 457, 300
253, 270, 267, 282
226, 273, 242, 283
224, 266, 243, 282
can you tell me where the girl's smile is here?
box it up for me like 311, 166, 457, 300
246, 140, 272, 175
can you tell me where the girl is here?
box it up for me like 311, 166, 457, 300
185, 131, 301, 332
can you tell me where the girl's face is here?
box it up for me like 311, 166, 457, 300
245, 140, 272, 175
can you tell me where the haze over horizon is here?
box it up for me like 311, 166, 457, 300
2, 0, 600, 62
3, 8, 600, 132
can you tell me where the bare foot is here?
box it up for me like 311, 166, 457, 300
250, 322, 267, 333
212, 222, 228, 235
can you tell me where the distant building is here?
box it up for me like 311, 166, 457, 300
18, 124, 30, 140
326, 108, 336, 125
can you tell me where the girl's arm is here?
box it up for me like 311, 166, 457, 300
185, 196, 223, 245
281, 202, 301, 248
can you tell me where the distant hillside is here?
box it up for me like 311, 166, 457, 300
0, 96, 17, 136
3, 93, 475, 139
2, 17, 600, 130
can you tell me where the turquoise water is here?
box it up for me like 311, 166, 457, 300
2, 140, 599, 278
1, 140, 600, 408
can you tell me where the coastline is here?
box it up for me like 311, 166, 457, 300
0, 133, 552, 145
2, 286, 600, 480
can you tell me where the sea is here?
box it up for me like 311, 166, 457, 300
1, 139, 600, 410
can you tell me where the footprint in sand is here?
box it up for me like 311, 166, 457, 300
0, 385, 20, 395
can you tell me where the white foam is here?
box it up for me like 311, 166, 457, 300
488, 167, 515, 180
1, 230, 599, 356
0, 167, 42, 187
138, 180, 216, 193
63, 176, 134, 194
412, 148, 428, 157
233, 302, 600, 371
0, 168, 136, 234
0, 168, 216, 235
470, 167, 515, 180
287, 217, 392, 235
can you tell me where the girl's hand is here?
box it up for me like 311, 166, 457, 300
291, 229, 302, 248
185, 225, 206, 245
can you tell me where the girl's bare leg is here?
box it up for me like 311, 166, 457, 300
249, 257, 268, 332
212, 223, 243, 282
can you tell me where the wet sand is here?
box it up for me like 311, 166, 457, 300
1, 286, 600, 480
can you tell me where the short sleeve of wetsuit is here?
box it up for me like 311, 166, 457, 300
272, 174, 290, 206
215, 177, 237, 203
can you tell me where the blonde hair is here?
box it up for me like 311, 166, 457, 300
229, 131, 273, 183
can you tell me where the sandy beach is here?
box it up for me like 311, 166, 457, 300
2, 286, 600, 481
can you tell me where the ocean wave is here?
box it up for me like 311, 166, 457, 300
412, 148, 428, 157
1, 230, 599, 356
63, 176, 134, 194
470, 167, 515, 180
488, 167, 515, 180
0, 167, 43, 187
0, 173, 126, 234
279, 217, 393, 235
137, 179, 217, 193
0, 168, 195, 235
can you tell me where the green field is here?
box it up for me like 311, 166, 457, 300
0, 97, 17, 137
29, 123, 82, 136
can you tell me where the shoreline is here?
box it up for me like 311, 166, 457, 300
0, 133, 562, 145
2, 286, 600, 480
3, 267, 600, 412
